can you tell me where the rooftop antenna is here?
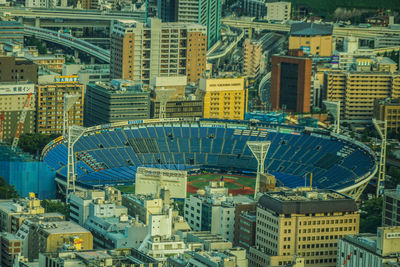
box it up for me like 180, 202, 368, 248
247, 141, 271, 199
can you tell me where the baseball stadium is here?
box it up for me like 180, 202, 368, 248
42, 118, 377, 200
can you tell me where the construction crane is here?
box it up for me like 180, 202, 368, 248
11, 93, 32, 151
0, 111, 4, 143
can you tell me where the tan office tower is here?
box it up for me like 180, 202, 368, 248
110, 18, 207, 85
36, 76, 84, 134
248, 189, 359, 267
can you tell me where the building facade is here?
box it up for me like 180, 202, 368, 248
270, 55, 312, 113
325, 71, 400, 121
84, 80, 150, 127
151, 98, 203, 118
0, 232, 22, 267
0, 22, 24, 44
289, 23, 333, 57
382, 186, 400, 227
0, 56, 38, 84
177, 0, 221, 49
110, 19, 207, 84
242, 0, 266, 18
266, 2, 291, 21
374, 98, 400, 133
248, 189, 359, 267
36, 78, 84, 134
0, 82, 36, 143
337, 226, 400, 267
199, 76, 247, 120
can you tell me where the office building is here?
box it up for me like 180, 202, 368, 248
84, 80, 150, 127
0, 82, 36, 143
184, 181, 255, 243
85, 214, 148, 249
36, 77, 84, 134
325, 71, 400, 121
151, 97, 203, 118
374, 98, 400, 133
270, 55, 312, 113
198, 76, 247, 120
62, 64, 111, 85
134, 167, 187, 199
177, 0, 221, 49
24, 54, 65, 74
382, 185, 400, 227
81, 0, 98, 9
37, 248, 161, 267
152, 76, 187, 99
0, 56, 38, 84
237, 211, 256, 250
110, 18, 207, 84
16, 217, 93, 261
0, 193, 44, 233
244, 38, 266, 78
248, 188, 359, 267
158, 0, 178, 22
337, 226, 400, 267
266, 2, 291, 21
0, 232, 22, 267
0, 21, 24, 45
289, 23, 333, 57
69, 188, 122, 226
242, 0, 266, 18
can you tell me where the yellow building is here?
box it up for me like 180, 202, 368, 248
374, 98, 400, 133
325, 71, 400, 121
36, 76, 84, 134
249, 188, 359, 267
29, 220, 93, 261
25, 54, 65, 74
198, 76, 247, 120
0, 193, 44, 233
289, 23, 333, 57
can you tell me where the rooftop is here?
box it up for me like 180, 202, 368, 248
88, 80, 145, 94
290, 23, 333, 36
38, 221, 91, 235
258, 188, 358, 214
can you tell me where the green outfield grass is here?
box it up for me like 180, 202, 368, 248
188, 173, 256, 189
115, 184, 135, 194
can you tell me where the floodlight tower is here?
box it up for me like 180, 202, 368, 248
66, 125, 85, 197
323, 100, 341, 134
63, 94, 81, 137
247, 141, 271, 199
156, 88, 175, 119
373, 119, 387, 196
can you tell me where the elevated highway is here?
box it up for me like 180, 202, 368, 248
221, 17, 400, 39
24, 26, 110, 63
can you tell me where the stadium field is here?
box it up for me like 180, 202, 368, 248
187, 173, 256, 196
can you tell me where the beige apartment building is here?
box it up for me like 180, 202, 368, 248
244, 39, 263, 78
265, 1, 291, 21
374, 98, 400, 133
36, 76, 84, 134
198, 76, 247, 120
110, 18, 207, 85
249, 188, 359, 267
325, 71, 400, 121
0, 81, 36, 143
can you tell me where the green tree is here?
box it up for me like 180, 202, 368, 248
41, 199, 70, 220
18, 133, 60, 156
0, 176, 19, 199
359, 197, 382, 233
386, 166, 400, 189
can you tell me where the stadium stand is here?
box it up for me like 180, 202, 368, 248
42, 118, 377, 197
